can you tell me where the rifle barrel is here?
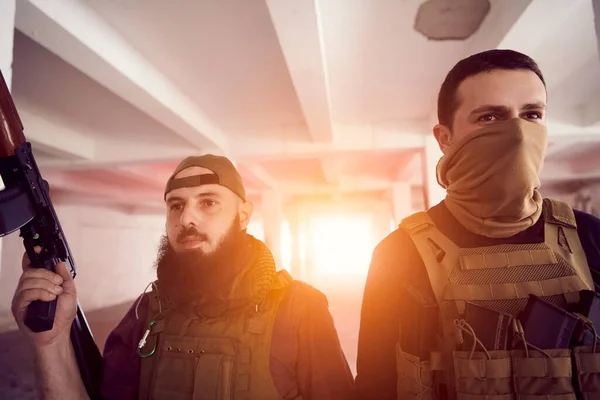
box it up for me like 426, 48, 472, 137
0, 71, 26, 156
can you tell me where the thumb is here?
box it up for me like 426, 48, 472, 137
55, 262, 75, 291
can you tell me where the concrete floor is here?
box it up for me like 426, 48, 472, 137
0, 278, 365, 399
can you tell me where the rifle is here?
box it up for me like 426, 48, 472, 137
0, 69, 103, 399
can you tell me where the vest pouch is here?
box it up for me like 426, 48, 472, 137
510, 348, 575, 399
573, 345, 600, 400
396, 342, 435, 400
150, 335, 238, 400
452, 349, 513, 399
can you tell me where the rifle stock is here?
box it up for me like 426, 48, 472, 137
0, 70, 103, 399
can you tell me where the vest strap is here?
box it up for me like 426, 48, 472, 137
400, 213, 462, 347
543, 198, 577, 229
193, 353, 225, 400
459, 247, 557, 270
445, 274, 590, 301
543, 199, 594, 291
400, 212, 435, 234
399, 213, 460, 308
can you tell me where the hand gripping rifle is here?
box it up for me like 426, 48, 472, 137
0, 69, 103, 399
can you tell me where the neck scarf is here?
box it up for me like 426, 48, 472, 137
437, 118, 547, 238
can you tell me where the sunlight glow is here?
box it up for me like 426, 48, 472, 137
309, 213, 373, 276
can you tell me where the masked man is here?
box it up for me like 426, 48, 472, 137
356, 50, 600, 400
12, 154, 357, 400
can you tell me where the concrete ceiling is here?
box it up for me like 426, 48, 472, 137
8, 0, 600, 214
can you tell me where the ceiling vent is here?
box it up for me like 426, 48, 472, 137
414, 0, 491, 41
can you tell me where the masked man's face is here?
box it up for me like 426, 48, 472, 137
435, 69, 547, 152
164, 166, 253, 256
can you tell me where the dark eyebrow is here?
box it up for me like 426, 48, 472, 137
468, 105, 509, 117
469, 102, 546, 118
521, 102, 546, 111
166, 191, 222, 204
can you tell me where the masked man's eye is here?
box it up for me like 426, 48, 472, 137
478, 114, 497, 122
524, 111, 543, 120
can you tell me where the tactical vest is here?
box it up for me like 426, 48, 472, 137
136, 269, 295, 400
396, 199, 600, 400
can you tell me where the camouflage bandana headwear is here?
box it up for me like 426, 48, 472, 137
164, 154, 246, 201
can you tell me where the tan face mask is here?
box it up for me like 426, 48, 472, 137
436, 118, 548, 238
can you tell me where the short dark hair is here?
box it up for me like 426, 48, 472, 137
437, 49, 546, 127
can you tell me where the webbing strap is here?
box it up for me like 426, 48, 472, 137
193, 353, 225, 400
459, 247, 557, 270
543, 202, 594, 291
400, 212, 436, 235
400, 213, 462, 348
543, 198, 577, 229
445, 275, 590, 301
399, 213, 459, 308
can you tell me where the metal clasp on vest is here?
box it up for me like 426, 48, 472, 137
138, 320, 158, 358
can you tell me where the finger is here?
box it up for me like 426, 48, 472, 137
21, 246, 43, 271
18, 278, 63, 296
54, 262, 73, 283
15, 288, 58, 307
21, 252, 29, 271
19, 268, 64, 286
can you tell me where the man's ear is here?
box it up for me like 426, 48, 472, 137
433, 124, 452, 154
238, 200, 254, 230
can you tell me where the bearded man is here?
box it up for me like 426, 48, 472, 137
12, 154, 357, 400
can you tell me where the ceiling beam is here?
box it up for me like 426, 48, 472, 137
38, 140, 206, 171
244, 164, 279, 190
20, 108, 95, 160
38, 126, 426, 171
541, 158, 600, 183
45, 170, 161, 204
547, 120, 600, 137
16, 0, 230, 152
546, 131, 600, 159
319, 157, 344, 185
266, 0, 337, 184
235, 123, 427, 160
281, 176, 394, 196
266, 0, 333, 144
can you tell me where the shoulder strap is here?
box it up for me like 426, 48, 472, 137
543, 198, 577, 229
542, 199, 594, 291
400, 212, 462, 350
399, 212, 460, 308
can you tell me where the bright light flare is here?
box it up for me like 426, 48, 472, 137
308, 213, 374, 276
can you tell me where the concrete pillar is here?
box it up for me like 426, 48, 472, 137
0, 0, 16, 89
297, 208, 311, 279
0, 0, 16, 291
391, 182, 412, 225
286, 204, 302, 278
261, 190, 283, 269
372, 201, 393, 244
423, 136, 446, 209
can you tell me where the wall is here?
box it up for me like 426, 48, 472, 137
543, 183, 600, 218
0, 203, 165, 326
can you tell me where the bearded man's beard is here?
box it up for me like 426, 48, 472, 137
155, 215, 248, 305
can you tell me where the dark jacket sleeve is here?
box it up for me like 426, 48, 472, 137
100, 295, 148, 400
289, 282, 358, 400
574, 210, 600, 291
355, 229, 435, 400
